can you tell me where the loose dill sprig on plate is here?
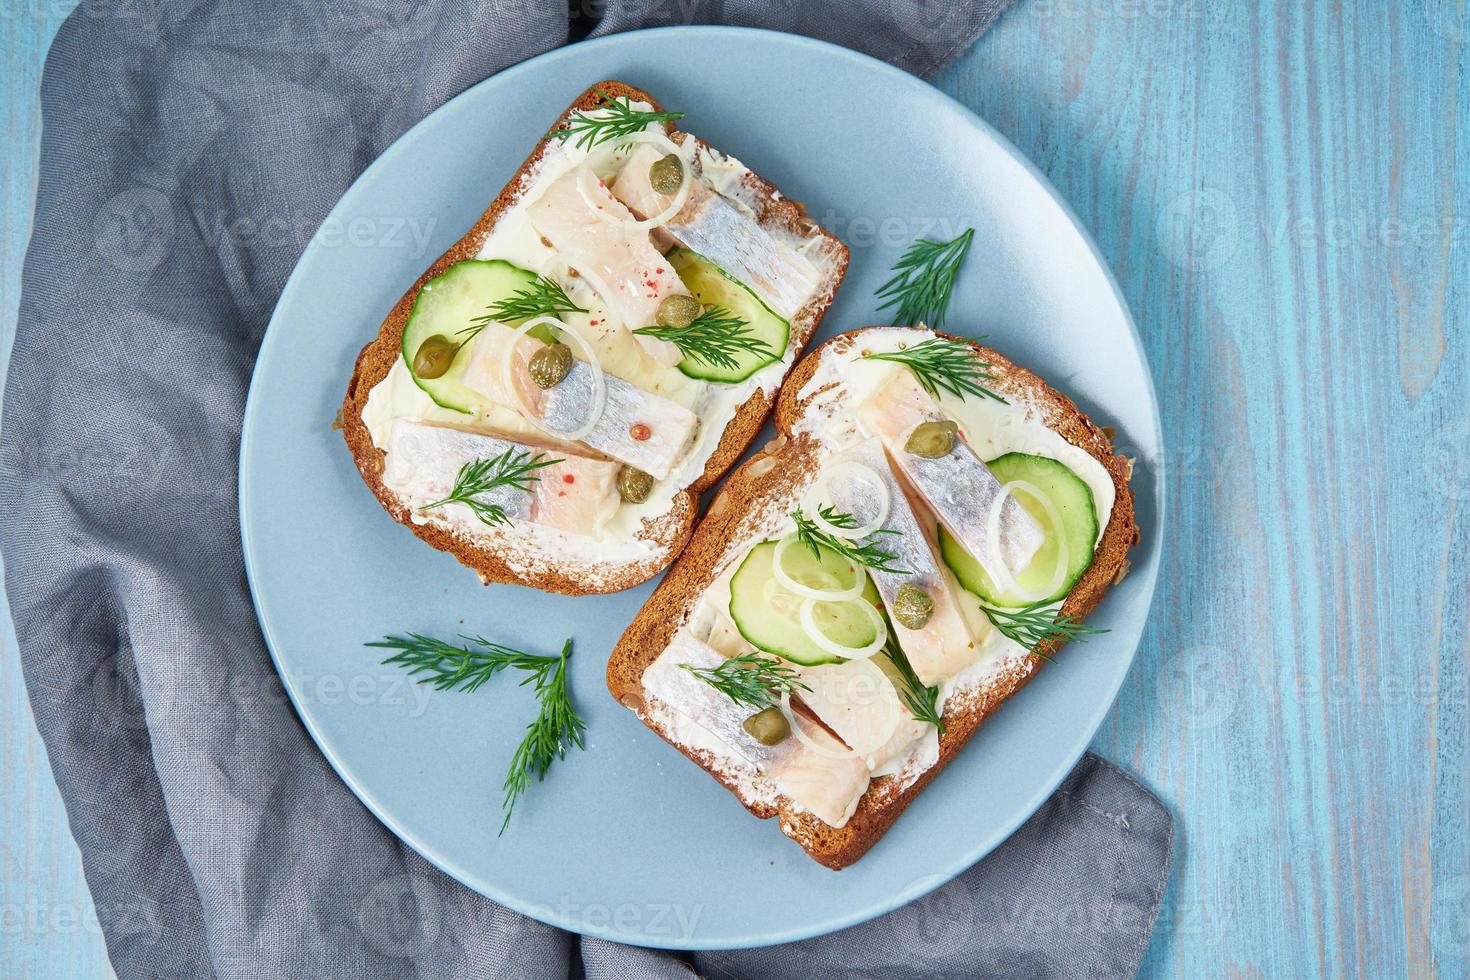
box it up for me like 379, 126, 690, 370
861, 335, 1004, 403
791, 505, 908, 576
547, 87, 685, 150
679, 652, 810, 711
423, 448, 561, 528
370, 637, 588, 834
368, 632, 566, 693
370, 633, 586, 833
874, 227, 975, 328
633, 305, 774, 371
499, 639, 586, 834
881, 635, 944, 732
981, 601, 1108, 661
461, 275, 585, 340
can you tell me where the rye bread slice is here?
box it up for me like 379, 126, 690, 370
607, 327, 1140, 868
341, 82, 849, 595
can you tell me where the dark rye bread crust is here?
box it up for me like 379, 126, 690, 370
608, 327, 1139, 868
341, 82, 849, 595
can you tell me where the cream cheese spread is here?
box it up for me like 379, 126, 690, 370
640, 328, 1118, 827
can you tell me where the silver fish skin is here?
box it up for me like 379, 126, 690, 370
859, 374, 1044, 581
538, 358, 699, 481
382, 420, 532, 521
642, 634, 798, 770
609, 144, 822, 321
827, 438, 943, 603
645, 633, 874, 826
826, 438, 983, 685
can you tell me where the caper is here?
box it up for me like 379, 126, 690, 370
892, 583, 935, 630
742, 706, 790, 746
617, 466, 654, 503
527, 343, 573, 389
655, 293, 701, 329
411, 334, 459, 380
648, 153, 684, 195
904, 419, 958, 458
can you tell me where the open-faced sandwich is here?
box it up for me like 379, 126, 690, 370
342, 82, 849, 594
608, 327, 1138, 868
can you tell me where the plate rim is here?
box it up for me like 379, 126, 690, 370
240, 23, 1165, 951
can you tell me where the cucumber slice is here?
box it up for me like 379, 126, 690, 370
401, 259, 539, 413
728, 540, 883, 666
668, 248, 788, 384
939, 452, 1100, 606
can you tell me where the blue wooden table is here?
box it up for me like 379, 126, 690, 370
4, 3, 1468, 977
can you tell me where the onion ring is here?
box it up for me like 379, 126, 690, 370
499, 314, 607, 443
772, 535, 867, 602
805, 459, 891, 540
983, 479, 1069, 604
574, 131, 692, 232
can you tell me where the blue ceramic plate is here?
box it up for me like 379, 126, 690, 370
241, 26, 1162, 950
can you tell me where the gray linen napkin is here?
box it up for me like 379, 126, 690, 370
1, 1, 1172, 977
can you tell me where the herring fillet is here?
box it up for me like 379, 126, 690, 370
642, 633, 871, 828
858, 371, 1044, 581
457, 320, 699, 481
642, 634, 797, 768
610, 143, 822, 321
537, 358, 699, 481
828, 438, 982, 685
381, 420, 619, 537
526, 170, 687, 365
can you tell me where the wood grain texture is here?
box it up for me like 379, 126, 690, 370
2, 2, 1466, 977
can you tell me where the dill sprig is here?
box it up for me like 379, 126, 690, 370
791, 506, 908, 576
981, 601, 1108, 661
548, 87, 685, 150
369, 633, 587, 833
679, 652, 810, 711
881, 635, 944, 732
499, 639, 586, 834
461, 275, 585, 340
368, 633, 565, 693
862, 336, 1005, 403
875, 227, 975, 328
633, 305, 775, 371
423, 448, 561, 528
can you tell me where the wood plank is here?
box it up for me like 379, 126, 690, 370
937, 1, 1469, 975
